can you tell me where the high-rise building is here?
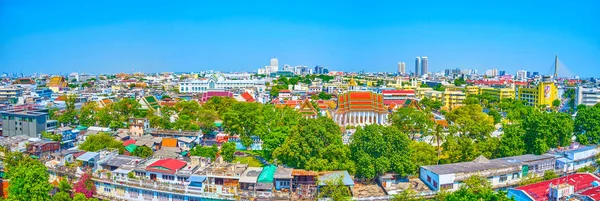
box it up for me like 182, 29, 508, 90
527, 71, 532, 78
485, 69, 499, 77
532, 72, 539, 77
415, 57, 421, 76
270, 58, 279, 68
499, 71, 506, 76
398, 62, 406, 75
314, 65, 325, 74
420, 57, 428, 76
516, 70, 527, 80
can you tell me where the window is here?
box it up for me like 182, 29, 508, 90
142, 190, 153, 200
157, 192, 169, 201
512, 173, 520, 179
500, 175, 508, 182
440, 183, 452, 189
189, 197, 202, 201
433, 181, 438, 188
427, 176, 431, 183
162, 175, 175, 181
172, 195, 184, 201
128, 188, 140, 198
104, 186, 112, 192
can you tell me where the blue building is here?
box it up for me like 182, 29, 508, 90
54, 127, 79, 148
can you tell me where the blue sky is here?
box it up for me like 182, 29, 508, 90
1, 0, 599, 76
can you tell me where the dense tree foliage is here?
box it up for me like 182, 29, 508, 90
221, 142, 237, 162
190, 144, 219, 160
79, 132, 125, 154
350, 125, 414, 179
4, 151, 52, 201
446, 104, 495, 140
389, 107, 434, 140
317, 176, 352, 201
222, 102, 264, 147
575, 104, 600, 144
274, 117, 355, 173
420, 97, 443, 110
132, 145, 154, 158
498, 124, 526, 157
522, 110, 574, 154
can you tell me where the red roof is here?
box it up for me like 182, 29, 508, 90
200, 91, 233, 102
514, 173, 600, 201
381, 90, 415, 95
279, 89, 291, 93
383, 100, 407, 105
241, 92, 255, 102
580, 186, 600, 201
123, 139, 136, 146
146, 158, 187, 174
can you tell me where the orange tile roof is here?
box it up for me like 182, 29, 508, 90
292, 169, 318, 176
162, 138, 178, 147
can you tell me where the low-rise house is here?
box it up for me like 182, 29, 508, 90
0, 135, 30, 152
555, 145, 598, 173
256, 164, 276, 198
420, 154, 555, 191
76, 151, 100, 170
292, 169, 318, 199
317, 171, 354, 198
129, 118, 149, 136
239, 167, 262, 198
27, 140, 60, 158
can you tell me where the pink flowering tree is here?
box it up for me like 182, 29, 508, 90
73, 173, 96, 198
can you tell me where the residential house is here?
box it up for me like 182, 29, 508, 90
556, 145, 598, 173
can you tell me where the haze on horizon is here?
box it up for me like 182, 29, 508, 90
0, 0, 599, 76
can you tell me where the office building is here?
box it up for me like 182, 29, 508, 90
517, 76, 558, 107
0, 110, 48, 137
314, 65, 329, 75
421, 57, 428, 76
415, 57, 421, 76
575, 86, 600, 107
485, 69, 499, 77
532, 72, 539, 77
398, 62, 406, 75
499, 71, 506, 76
270, 58, 279, 70
480, 87, 516, 100
516, 70, 527, 80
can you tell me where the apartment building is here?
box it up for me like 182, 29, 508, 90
0, 110, 48, 137
575, 86, 600, 107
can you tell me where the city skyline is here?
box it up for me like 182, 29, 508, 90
0, 0, 599, 76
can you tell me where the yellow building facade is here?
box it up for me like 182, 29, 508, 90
517, 78, 558, 107
480, 87, 516, 100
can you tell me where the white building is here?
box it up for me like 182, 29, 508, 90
485, 69, 499, 77
555, 145, 598, 173
398, 62, 406, 75
420, 154, 555, 191
575, 86, 600, 107
179, 73, 266, 93
516, 70, 527, 80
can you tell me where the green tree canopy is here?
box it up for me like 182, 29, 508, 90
5, 151, 52, 201
273, 117, 355, 173
350, 125, 414, 179
446, 104, 495, 140
79, 132, 125, 154
132, 145, 154, 158
221, 142, 237, 162
389, 107, 434, 140
575, 104, 600, 144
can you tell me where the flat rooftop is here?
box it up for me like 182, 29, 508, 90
422, 155, 550, 175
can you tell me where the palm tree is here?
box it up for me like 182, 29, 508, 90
432, 124, 445, 165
